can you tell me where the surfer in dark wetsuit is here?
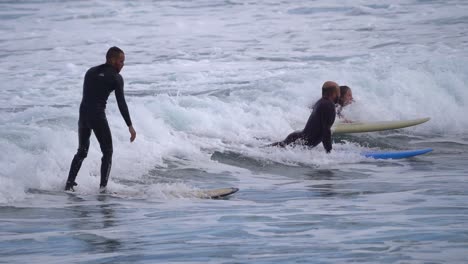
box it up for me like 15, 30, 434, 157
65, 47, 137, 192
271, 81, 339, 153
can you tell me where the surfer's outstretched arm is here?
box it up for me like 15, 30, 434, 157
114, 74, 136, 142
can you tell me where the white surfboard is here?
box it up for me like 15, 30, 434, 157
93, 188, 239, 199
30, 187, 239, 200
193, 187, 239, 199
332, 117, 430, 134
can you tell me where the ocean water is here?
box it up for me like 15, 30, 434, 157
1, 0, 468, 263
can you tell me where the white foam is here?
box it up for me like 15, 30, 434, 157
1, 0, 467, 204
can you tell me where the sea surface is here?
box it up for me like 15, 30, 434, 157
1, 1, 468, 263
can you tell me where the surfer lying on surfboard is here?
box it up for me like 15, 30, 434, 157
270, 81, 339, 153
336, 85, 354, 123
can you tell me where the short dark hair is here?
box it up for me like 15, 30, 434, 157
322, 84, 337, 97
106, 46, 124, 61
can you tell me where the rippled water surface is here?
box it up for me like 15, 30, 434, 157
1, 1, 468, 263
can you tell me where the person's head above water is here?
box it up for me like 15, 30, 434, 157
106, 46, 125, 73
322, 81, 340, 103
338, 85, 353, 107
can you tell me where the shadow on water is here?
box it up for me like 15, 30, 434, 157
0, 194, 125, 260
303, 169, 341, 198
65, 194, 123, 254
301, 169, 385, 198
210, 150, 389, 199
96, 195, 118, 229
114, 157, 241, 188
211, 150, 317, 176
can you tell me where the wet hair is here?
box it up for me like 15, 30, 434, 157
322, 84, 338, 97
106, 46, 124, 61
338, 85, 351, 106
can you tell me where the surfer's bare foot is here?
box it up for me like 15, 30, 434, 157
99, 186, 107, 194
65, 181, 77, 192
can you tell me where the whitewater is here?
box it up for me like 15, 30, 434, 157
1, 1, 467, 263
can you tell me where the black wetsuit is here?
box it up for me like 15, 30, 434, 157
65, 64, 132, 190
272, 97, 336, 152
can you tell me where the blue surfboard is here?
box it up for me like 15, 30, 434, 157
362, 148, 433, 160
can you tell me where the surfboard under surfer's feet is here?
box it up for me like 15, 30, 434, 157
64, 181, 77, 192
99, 186, 107, 194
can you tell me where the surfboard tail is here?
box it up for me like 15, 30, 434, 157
194, 187, 239, 199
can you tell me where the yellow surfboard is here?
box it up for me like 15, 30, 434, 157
333, 117, 430, 134
193, 187, 239, 199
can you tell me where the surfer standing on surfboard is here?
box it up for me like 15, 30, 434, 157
270, 81, 339, 153
65, 47, 137, 192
